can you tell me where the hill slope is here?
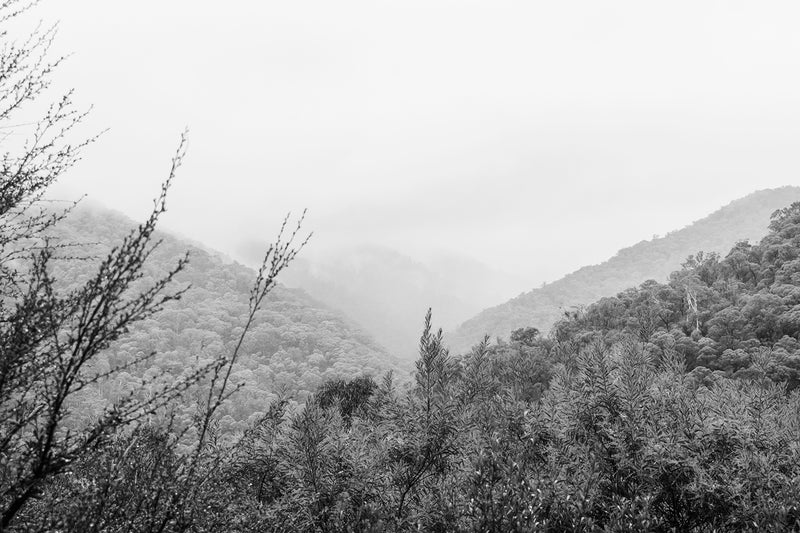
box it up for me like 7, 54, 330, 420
48, 204, 401, 431
236, 244, 530, 359
448, 186, 800, 353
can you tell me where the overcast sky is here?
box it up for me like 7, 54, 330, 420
32, 1, 800, 283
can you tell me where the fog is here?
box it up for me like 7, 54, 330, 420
36, 0, 800, 285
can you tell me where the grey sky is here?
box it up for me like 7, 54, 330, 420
36, 1, 800, 283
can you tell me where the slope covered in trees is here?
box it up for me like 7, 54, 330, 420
48, 205, 401, 431
449, 186, 800, 353
18, 202, 800, 531
553, 199, 800, 388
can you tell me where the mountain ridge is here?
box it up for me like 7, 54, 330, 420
447, 186, 800, 353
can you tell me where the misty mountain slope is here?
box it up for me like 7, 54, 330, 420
47, 204, 401, 431
448, 186, 800, 353
242, 244, 530, 360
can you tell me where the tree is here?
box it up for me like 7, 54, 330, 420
0, 3, 309, 528
386, 309, 460, 526
509, 326, 540, 347
315, 375, 377, 425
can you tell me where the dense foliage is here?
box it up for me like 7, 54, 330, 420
15, 325, 800, 531
12, 204, 800, 531
50, 206, 402, 433
449, 186, 800, 353
557, 201, 800, 389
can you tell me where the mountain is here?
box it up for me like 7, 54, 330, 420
447, 186, 800, 353
34, 201, 800, 533
47, 204, 401, 432
235, 244, 530, 359
546, 197, 800, 389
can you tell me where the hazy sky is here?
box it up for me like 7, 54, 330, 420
30, 1, 800, 283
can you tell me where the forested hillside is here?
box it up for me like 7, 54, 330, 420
48, 205, 401, 432
553, 198, 800, 387
449, 186, 800, 353
18, 201, 800, 532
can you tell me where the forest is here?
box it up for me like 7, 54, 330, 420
3, 1, 800, 531
48, 206, 403, 433
6, 203, 800, 532
448, 186, 800, 354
